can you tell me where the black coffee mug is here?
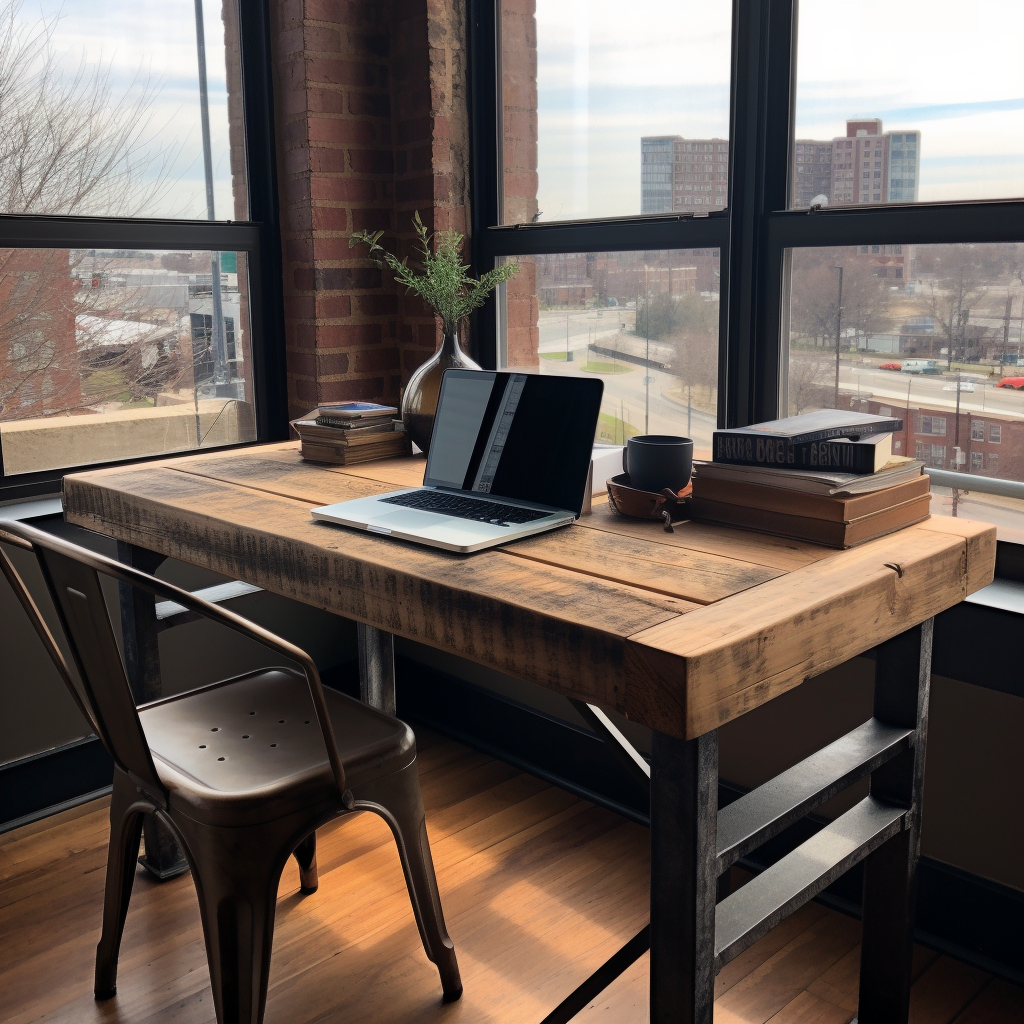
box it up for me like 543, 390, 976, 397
623, 435, 694, 494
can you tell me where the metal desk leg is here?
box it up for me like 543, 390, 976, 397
858, 619, 933, 1024
650, 729, 718, 1024
357, 623, 396, 715
116, 541, 189, 882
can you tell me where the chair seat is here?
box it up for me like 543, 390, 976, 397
140, 668, 415, 826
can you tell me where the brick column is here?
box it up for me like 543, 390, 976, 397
269, 0, 473, 417
499, 0, 539, 369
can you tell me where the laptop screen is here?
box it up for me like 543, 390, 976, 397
423, 370, 604, 515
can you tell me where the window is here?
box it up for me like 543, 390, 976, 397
793, 1, 1024, 207
499, 250, 720, 448
500, 0, 732, 223
0, 1, 283, 498
972, 421, 985, 441
474, 0, 1024, 541
971, 451, 984, 470
989, 453, 999, 474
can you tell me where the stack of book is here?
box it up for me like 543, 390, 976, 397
691, 410, 931, 548
291, 402, 412, 466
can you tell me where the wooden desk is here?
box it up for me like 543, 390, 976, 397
63, 442, 996, 1024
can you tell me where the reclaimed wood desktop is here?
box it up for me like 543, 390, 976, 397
62, 442, 995, 1024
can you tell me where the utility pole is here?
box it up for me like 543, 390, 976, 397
194, 0, 228, 395
1003, 292, 1013, 360
644, 264, 650, 434
952, 370, 963, 517
832, 265, 844, 408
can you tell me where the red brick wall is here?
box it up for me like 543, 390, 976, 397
499, 0, 539, 369
270, 0, 472, 415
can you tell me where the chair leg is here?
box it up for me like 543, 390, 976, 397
293, 832, 318, 895
95, 770, 147, 1000
354, 761, 463, 1002
173, 817, 287, 1024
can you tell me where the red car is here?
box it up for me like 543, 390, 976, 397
879, 362, 902, 371
996, 377, 1024, 389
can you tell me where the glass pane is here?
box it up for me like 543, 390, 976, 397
501, 249, 720, 451
500, 0, 732, 224
0, 1, 246, 219
793, 0, 1024, 209
785, 242, 1024, 540
1, 248, 256, 475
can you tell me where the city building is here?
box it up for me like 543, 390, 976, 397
641, 136, 729, 214
793, 119, 921, 208
792, 140, 834, 208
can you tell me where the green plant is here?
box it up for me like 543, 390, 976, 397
349, 211, 519, 332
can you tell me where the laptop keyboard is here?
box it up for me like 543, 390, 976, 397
380, 490, 553, 527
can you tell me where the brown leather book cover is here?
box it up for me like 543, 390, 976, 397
689, 493, 933, 548
691, 474, 930, 523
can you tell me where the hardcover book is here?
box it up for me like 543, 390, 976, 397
689, 492, 932, 548
713, 410, 904, 467
692, 458, 924, 496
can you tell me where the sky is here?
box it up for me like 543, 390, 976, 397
10, 0, 238, 220
528, 0, 1024, 222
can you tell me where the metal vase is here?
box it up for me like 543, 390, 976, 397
401, 324, 480, 453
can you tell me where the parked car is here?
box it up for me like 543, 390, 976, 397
879, 362, 902, 370
901, 359, 942, 374
996, 377, 1024, 389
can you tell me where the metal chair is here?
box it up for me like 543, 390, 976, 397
0, 520, 461, 1024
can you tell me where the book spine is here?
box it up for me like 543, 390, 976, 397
713, 434, 885, 472
713, 433, 794, 466
791, 439, 878, 473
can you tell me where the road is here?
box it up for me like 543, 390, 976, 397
835, 362, 1024, 420
537, 309, 636, 354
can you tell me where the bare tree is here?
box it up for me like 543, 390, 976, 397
789, 251, 892, 349
787, 353, 832, 415
0, 1, 190, 421
0, 1, 180, 217
917, 245, 988, 367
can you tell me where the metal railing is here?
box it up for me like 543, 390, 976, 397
925, 468, 1024, 501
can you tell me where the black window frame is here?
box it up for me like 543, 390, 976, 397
467, 0, 1024, 439
0, 0, 287, 503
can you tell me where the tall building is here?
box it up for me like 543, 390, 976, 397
792, 119, 921, 208
792, 140, 834, 208
641, 136, 729, 215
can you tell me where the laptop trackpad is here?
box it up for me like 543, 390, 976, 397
369, 509, 453, 530
368, 508, 506, 542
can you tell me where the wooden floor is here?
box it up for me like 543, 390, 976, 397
1, 732, 1020, 1024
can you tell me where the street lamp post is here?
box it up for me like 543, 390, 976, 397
832, 264, 844, 408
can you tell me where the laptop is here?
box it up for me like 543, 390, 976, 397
311, 369, 604, 552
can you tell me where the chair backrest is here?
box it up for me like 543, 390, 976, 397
0, 522, 163, 793
0, 519, 347, 797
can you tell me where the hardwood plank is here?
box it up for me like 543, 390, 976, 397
578, 500, 829, 572
501, 526, 781, 605
917, 515, 997, 595
573, 901, 830, 1024
766, 990, 854, 1024
63, 467, 699, 728
715, 913, 862, 1024
950, 980, 1024, 1024
623, 524, 978, 738
909, 956, 992, 1024
806, 943, 939, 1011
